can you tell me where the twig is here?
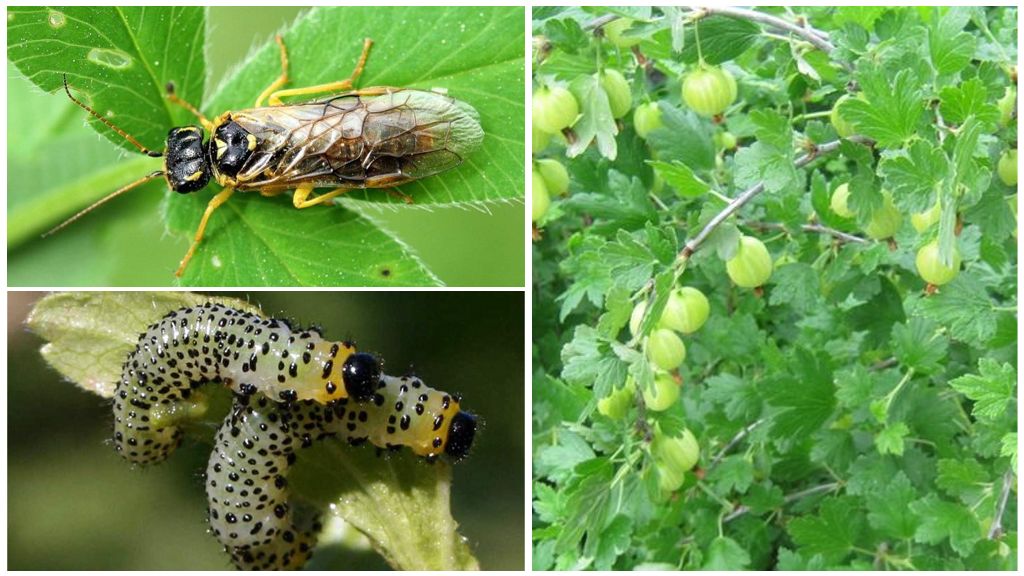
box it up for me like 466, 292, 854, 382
723, 482, 840, 523
988, 469, 1015, 539
708, 419, 765, 471
585, 14, 618, 31
685, 6, 838, 58
679, 136, 870, 260
746, 221, 869, 245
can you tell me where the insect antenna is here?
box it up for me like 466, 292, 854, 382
43, 170, 165, 237
62, 74, 163, 158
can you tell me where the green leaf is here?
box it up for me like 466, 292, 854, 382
948, 358, 1016, 422
939, 78, 999, 128
567, 74, 617, 160
707, 455, 754, 495
866, 472, 919, 540
788, 497, 865, 564
702, 536, 752, 570
840, 68, 923, 147
927, 7, 977, 75
768, 263, 822, 314
935, 458, 990, 504
890, 317, 949, 375
875, 422, 910, 456
917, 276, 1000, 344
676, 16, 760, 65
878, 140, 948, 213
646, 104, 715, 171
646, 160, 709, 198
910, 494, 982, 557
762, 349, 836, 441
560, 326, 629, 398
7, 6, 206, 152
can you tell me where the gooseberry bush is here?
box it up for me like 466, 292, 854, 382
532, 6, 1017, 570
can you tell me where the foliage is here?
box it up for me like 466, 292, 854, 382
26, 292, 478, 570
532, 6, 1017, 570
7, 6, 523, 286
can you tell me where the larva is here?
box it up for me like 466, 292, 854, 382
111, 302, 476, 569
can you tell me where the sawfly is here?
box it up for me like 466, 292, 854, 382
57, 35, 484, 277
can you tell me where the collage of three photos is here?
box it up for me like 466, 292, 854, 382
7, 4, 1019, 572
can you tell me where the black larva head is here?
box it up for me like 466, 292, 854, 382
445, 411, 476, 461
164, 126, 210, 193
342, 352, 381, 402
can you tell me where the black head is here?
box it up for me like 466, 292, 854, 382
342, 352, 381, 402
211, 120, 256, 178
164, 126, 210, 193
445, 411, 477, 460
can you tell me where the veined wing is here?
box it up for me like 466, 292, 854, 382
229, 88, 483, 191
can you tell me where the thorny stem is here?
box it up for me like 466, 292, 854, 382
988, 469, 1015, 539
678, 136, 871, 261
745, 221, 869, 245
722, 481, 840, 523
708, 419, 765, 471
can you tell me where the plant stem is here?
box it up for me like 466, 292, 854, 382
678, 136, 870, 260
722, 481, 840, 523
745, 221, 869, 244
708, 419, 765, 471
988, 469, 1015, 539
684, 6, 844, 66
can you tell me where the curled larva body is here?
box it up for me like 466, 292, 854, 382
112, 303, 359, 464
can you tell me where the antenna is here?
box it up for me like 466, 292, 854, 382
62, 74, 163, 158
43, 170, 165, 237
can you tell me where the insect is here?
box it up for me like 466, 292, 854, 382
112, 302, 476, 569
56, 35, 484, 277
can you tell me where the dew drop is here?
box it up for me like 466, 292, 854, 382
87, 47, 133, 70
212, 255, 223, 269
48, 10, 66, 28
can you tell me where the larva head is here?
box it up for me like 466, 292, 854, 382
445, 411, 477, 460
342, 352, 381, 402
164, 126, 211, 193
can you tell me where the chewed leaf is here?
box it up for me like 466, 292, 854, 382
295, 445, 480, 570
26, 292, 258, 397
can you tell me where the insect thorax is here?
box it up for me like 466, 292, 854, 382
164, 126, 211, 193
210, 119, 257, 178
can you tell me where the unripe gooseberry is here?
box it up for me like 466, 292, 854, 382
660, 287, 709, 334
532, 168, 551, 222
726, 235, 773, 288
830, 183, 854, 218
598, 69, 632, 119
603, 18, 641, 48
536, 159, 569, 196
656, 457, 686, 492
633, 102, 663, 139
911, 202, 941, 233
681, 66, 737, 117
831, 94, 857, 138
533, 85, 579, 134
863, 191, 903, 240
997, 86, 1016, 128
532, 122, 551, 154
647, 328, 686, 371
653, 427, 700, 473
915, 240, 961, 286
642, 372, 680, 411
998, 149, 1017, 186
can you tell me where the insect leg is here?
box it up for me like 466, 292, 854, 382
254, 35, 291, 108
175, 187, 235, 277
267, 38, 374, 106
292, 185, 352, 209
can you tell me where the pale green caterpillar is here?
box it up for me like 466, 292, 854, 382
112, 302, 476, 569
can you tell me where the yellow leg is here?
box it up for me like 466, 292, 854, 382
176, 187, 235, 277
292, 184, 352, 208
267, 38, 374, 106
254, 35, 291, 108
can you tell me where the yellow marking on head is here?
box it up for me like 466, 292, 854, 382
215, 138, 226, 159
185, 170, 204, 182
246, 134, 257, 151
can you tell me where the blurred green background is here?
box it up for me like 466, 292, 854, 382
7, 6, 524, 287
8, 291, 525, 569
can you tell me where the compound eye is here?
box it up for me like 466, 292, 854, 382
444, 412, 477, 461
342, 352, 380, 402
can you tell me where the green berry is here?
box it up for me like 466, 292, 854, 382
726, 235, 773, 288
911, 202, 941, 233
532, 122, 551, 154
916, 240, 961, 286
604, 18, 641, 48
647, 329, 686, 371
660, 287, 709, 334
830, 183, 854, 218
536, 159, 569, 196
831, 94, 857, 138
998, 149, 1017, 186
864, 191, 902, 240
653, 427, 700, 473
598, 69, 632, 119
533, 85, 579, 134
532, 168, 551, 222
633, 102, 664, 139
682, 66, 737, 117
642, 372, 680, 412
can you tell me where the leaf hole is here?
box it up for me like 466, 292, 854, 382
87, 48, 133, 70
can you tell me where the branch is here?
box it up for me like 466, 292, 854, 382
988, 469, 1015, 539
679, 136, 870, 259
708, 419, 765, 471
745, 221, 869, 245
723, 482, 840, 523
